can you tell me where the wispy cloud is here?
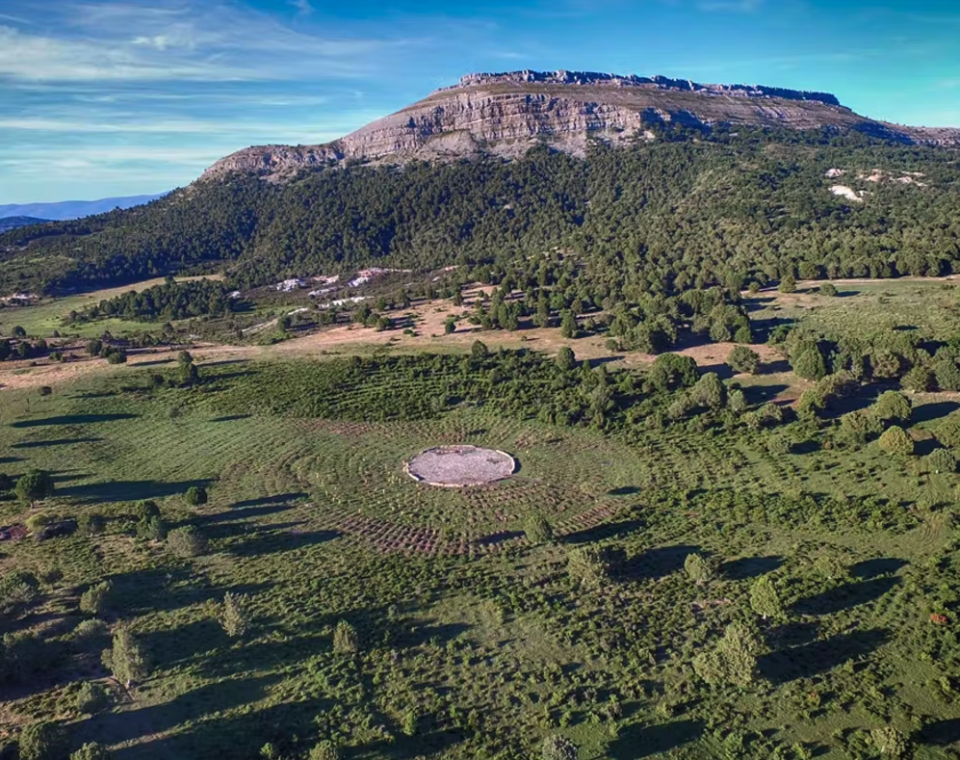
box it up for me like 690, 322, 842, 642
697, 0, 763, 12
289, 0, 314, 15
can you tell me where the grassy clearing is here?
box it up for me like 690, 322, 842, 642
2, 356, 960, 759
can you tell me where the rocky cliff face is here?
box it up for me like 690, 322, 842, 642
201, 70, 960, 182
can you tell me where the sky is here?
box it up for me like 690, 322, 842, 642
1, 0, 959, 203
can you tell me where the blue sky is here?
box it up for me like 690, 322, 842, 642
1, 0, 958, 203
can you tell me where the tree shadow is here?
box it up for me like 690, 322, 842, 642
473, 530, 524, 548
609, 719, 705, 759
922, 718, 960, 746
58, 478, 212, 503
398, 621, 472, 648
12, 437, 102, 449
561, 519, 644, 544
133, 358, 175, 367
10, 413, 138, 428
851, 558, 907, 579
143, 618, 228, 669
231, 528, 341, 558
0, 456, 23, 464
912, 402, 960, 425
195, 504, 295, 527
742, 384, 789, 405
698, 363, 736, 380
210, 414, 252, 423
722, 555, 783, 581
793, 577, 900, 616
108, 566, 272, 615
617, 545, 700, 581
758, 629, 889, 684
230, 493, 308, 509
608, 486, 640, 496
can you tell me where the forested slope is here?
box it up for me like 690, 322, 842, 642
1, 128, 958, 296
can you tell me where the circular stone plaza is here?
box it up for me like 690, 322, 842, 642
405, 445, 517, 487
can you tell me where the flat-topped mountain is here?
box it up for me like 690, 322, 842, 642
202, 69, 960, 181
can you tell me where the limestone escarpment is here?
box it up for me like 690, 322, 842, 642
200, 69, 960, 182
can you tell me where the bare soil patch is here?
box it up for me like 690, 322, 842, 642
406, 445, 516, 487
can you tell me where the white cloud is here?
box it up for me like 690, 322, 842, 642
289, 0, 314, 15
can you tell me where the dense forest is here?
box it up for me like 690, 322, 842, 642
2, 127, 959, 297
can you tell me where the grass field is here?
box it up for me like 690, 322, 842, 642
3, 350, 960, 759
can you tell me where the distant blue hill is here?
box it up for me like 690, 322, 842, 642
0, 216, 51, 232
0, 193, 167, 221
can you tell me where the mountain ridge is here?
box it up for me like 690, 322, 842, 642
201, 69, 960, 182
0, 194, 167, 222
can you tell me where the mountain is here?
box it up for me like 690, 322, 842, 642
202, 69, 960, 181
0, 194, 167, 222
0, 216, 50, 232
2, 70, 960, 298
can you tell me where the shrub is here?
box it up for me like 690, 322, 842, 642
524, 513, 554, 544
749, 576, 784, 620
18, 722, 68, 760
79, 581, 112, 616
79, 513, 107, 536
542, 735, 578, 760
15, 469, 55, 507
71, 743, 113, 760
684, 553, 713, 585
936, 412, 960, 448
649, 353, 699, 391
778, 275, 797, 294
935, 360, 960, 392
692, 623, 760, 687
878, 426, 914, 456
927, 448, 956, 474
792, 347, 827, 381
556, 346, 576, 371
871, 727, 908, 758
819, 282, 838, 297
873, 391, 911, 423
333, 620, 359, 654
0, 570, 40, 612
166, 526, 207, 557
76, 682, 110, 714
136, 516, 166, 541
728, 346, 760, 375
184, 486, 208, 507
73, 619, 109, 642
308, 741, 341, 760
219, 592, 250, 638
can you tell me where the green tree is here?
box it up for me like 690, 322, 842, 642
649, 353, 699, 391
819, 282, 838, 297
692, 623, 760, 687
878, 426, 914, 456
219, 592, 250, 638
470, 340, 489, 361
560, 311, 578, 339
934, 360, 960, 392
871, 727, 908, 758
79, 581, 112, 616
524, 513, 554, 544
102, 627, 150, 687
333, 620, 359, 654
18, 722, 68, 760
873, 391, 911, 423
728, 346, 760, 375
684, 553, 713, 585
444, 317, 456, 335
542, 734, 578, 760
308, 741, 341, 760
901, 365, 934, 393
927, 448, 957, 474
166, 526, 207, 557
692, 372, 727, 410
792, 347, 827, 381
778, 274, 797, 294
76, 682, 110, 714
556, 346, 576, 371
566, 546, 611, 588
15, 469, 55, 508
185, 485, 208, 507
750, 576, 784, 620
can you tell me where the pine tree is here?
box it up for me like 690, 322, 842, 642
102, 627, 150, 687
750, 576, 784, 620
220, 592, 250, 638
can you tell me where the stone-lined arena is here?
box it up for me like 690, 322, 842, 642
405, 445, 517, 487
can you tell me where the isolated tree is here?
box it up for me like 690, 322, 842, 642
728, 388, 748, 415
102, 627, 149, 687
219, 592, 250, 638
934, 360, 960, 392
18, 721, 68, 760
684, 553, 713, 585
819, 282, 838, 297
750, 576, 784, 620
185, 485, 208, 507
444, 317, 456, 335
728, 345, 760, 375
556, 346, 577, 371
692, 623, 760, 687
12, 325, 27, 339
470, 340, 489, 361
649, 353, 699, 391
566, 545, 611, 588
873, 391, 911, 423
878, 426, 914, 456
542, 734, 578, 760
901, 365, 934, 393
560, 311, 578, 339
692, 372, 726, 410
15, 469, 55, 508
38, 386, 52, 397
333, 620, 359, 654
524, 513, 554, 544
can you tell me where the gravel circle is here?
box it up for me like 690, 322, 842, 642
406, 445, 516, 487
